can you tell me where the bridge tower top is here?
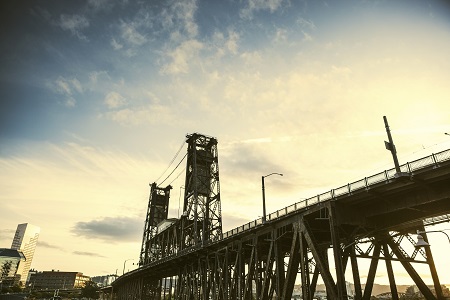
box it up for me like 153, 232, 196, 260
182, 133, 222, 246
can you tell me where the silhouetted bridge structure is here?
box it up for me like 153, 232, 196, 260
111, 132, 450, 300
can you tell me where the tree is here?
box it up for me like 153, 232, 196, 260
81, 280, 100, 299
1, 261, 12, 279
442, 285, 450, 297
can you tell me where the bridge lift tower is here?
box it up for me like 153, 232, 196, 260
139, 133, 223, 266
139, 183, 172, 265
181, 133, 222, 247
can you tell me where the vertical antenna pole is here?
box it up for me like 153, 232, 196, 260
383, 116, 401, 174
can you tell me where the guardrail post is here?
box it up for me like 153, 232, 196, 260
431, 153, 439, 168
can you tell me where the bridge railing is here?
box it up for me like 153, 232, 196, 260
222, 149, 450, 240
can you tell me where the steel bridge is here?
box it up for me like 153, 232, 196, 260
110, 132, 450, 300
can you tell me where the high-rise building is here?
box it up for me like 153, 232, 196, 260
10, 223, 40, 285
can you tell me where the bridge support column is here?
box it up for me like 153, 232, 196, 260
382, 243, 399, 300
417, 225, 444, 300
300, 219, 339, 299
274, 232, 285, 299
328, 203, 348, 299
349, 245, 363, 300
260, 230, 276, 300
299, 230, 311, 300
244, 239, 256, 300
282, 224, 300, 300
309, 265, 319, 297
362, 242, 381, 300
386, 235, 437, 300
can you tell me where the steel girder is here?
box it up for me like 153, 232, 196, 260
113, 227, 442, 300
115, 207, 445, 300
116, 218, 445, 299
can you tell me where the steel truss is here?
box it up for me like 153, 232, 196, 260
115, 203, 445, 299
112, 139, 450, 300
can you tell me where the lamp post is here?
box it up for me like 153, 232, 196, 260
415, 230, 450, 247
414, 229, 449, 299
445, 133, 450, 136
122, 259, 134, 275
262, 172, 283, 223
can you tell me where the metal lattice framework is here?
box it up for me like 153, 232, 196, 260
181, 133, 222, 247
139, 183, 172, 265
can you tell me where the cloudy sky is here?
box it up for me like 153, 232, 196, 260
1, 0, 450, 285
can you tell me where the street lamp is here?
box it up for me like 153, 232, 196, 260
122, 258, 134, 275
262, 172, 283, 223
415, 230, 450, 248
445, 133, 450, 136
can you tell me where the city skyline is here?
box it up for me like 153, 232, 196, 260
1, 0, 450, 285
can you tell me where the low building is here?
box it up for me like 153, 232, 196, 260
29, 270, 90, 289
91, 274, 118, 287
0, 248, 26, 287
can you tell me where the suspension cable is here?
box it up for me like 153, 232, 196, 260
168, 166, 186, 186
158, 152, 187, 187
154, 138, 186, 184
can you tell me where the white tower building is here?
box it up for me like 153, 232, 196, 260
11, 223, 40, 285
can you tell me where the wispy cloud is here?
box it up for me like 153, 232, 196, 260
111, 38, 124, 50
59, 14, 90, 41
212, 30, 240, 58
240, 0, 284, 19
120, 21, 147, 46
221, 142, 287, 176
302, 30, 312, 41
161, 39, 203, 74
160, 0, 198, 40
0, 229, 14, 243
38, 241, 64, 251
73, 251, 106, 258
104, 92, 127, 109
110, 18, 149, 57
87, 0, 115, 12
297, 17, 316, 30
273, 28, 288, 43
89, 70, 110, 85
48, 76, 83, 107
101, 104, 175, 126
72, 216, 142, 242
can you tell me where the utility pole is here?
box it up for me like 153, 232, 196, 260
383, 116, 408, 178
262, 173, 283, 223
383, 116, 401, 173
